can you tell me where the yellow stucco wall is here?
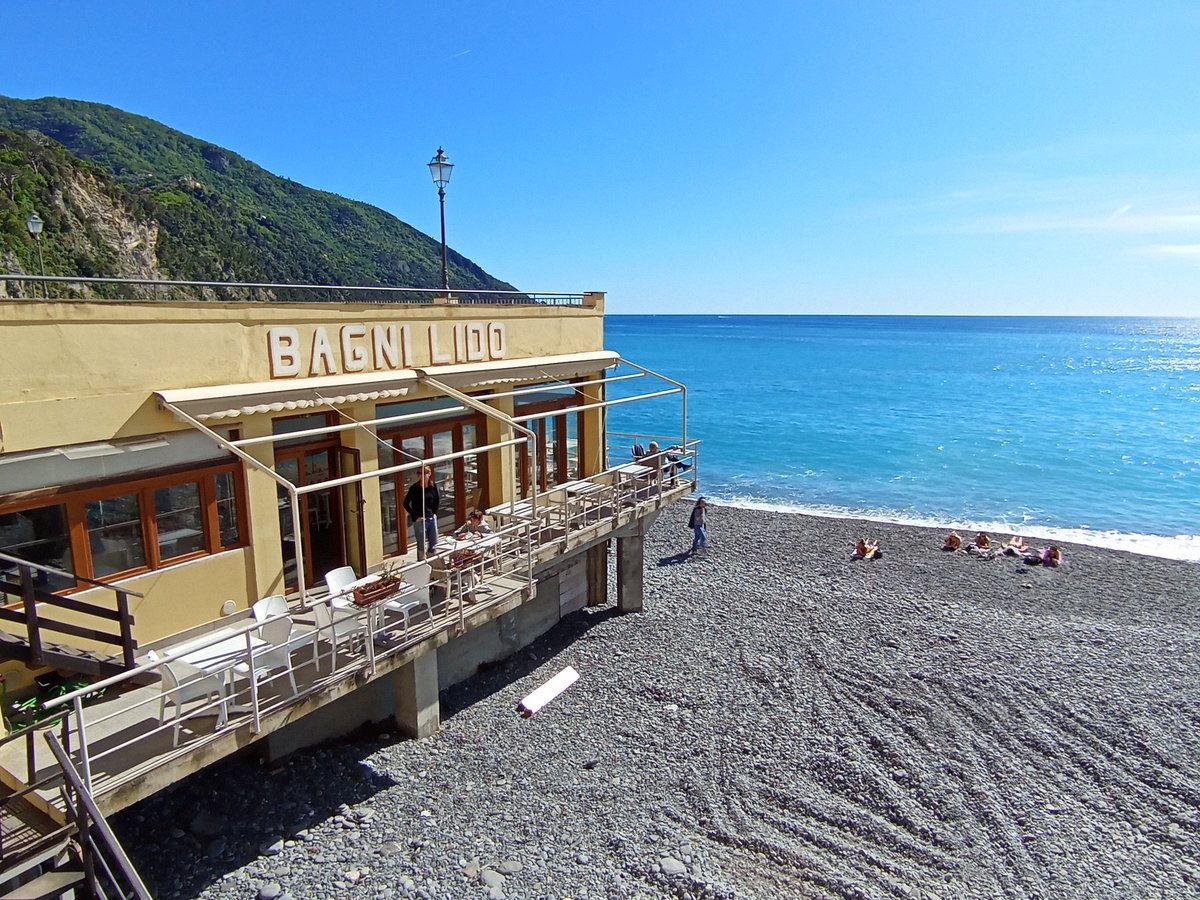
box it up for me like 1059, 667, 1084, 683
0, 298, 604, 453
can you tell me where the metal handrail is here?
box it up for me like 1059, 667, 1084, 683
45, 731, 152, 900
0, 274, 589, 306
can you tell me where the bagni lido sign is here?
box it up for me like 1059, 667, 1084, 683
267, 323, 507, 378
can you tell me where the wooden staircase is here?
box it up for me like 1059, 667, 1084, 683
0, 553, 140, 682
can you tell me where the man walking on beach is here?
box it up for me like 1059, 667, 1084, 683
689, 497, 708, 556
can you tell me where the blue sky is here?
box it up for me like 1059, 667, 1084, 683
6, 1, 1199, 315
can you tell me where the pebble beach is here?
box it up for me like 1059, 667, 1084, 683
114, 504, 1200, 899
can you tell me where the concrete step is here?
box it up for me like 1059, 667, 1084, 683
0, 868, 85, 900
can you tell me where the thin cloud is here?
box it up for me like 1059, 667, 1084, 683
449, 49, 472, 59
1132, 244, 1200, 259
960, 210, 1200, 235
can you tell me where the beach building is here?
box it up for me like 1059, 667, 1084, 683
0, 281, 697, 896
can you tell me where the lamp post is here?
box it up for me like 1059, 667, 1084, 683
427, 147, 454, 293
25, 212, 47, 299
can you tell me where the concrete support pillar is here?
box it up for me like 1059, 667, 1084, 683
616, 534, 644, 613
394, 651, 440, 739
586, 542, 609, 607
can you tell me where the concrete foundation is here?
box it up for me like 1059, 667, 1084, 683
436, 576, 562, 688
261, 673, 394, 760
616, 534, 644, 613
394, 651, 440, 739
586, 542, 608, 606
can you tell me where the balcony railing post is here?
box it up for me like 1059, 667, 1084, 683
116, 589, 136, 669
72, 696, 92, 792
20, 565, 43, 668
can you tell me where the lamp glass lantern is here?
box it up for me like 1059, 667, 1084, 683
427, 148, 453, 187
25, 212, 47, 299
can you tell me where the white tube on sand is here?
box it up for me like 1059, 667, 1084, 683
517, 666, 580, 718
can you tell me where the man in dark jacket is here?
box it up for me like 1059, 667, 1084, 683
402, 465, 441, 559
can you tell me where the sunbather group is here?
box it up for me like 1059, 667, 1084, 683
942, 530, 1063, 566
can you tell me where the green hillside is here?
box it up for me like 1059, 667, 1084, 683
0, 96, 517, 296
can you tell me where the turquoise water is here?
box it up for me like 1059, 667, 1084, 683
604, 316, 1200, 560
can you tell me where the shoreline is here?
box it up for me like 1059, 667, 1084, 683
701, 496, 1200, 563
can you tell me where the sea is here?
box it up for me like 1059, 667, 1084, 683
603, 315, 1200, 562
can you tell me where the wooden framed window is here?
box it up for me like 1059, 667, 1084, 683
0, 461, 247, 592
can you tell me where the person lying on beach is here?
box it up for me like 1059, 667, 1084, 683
1002, 535, 1028, 556
852, 538, 883, 560
1024, 545, 1064, 567
966, 531, 997, 558
942, 531, 963, 551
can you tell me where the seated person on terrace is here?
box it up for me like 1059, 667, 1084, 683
454, 510, 493, 541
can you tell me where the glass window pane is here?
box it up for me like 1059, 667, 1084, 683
214, 471, 242, 548
154, 482, 205, 559
272, 413, 332, 449
379, 440, 399, 556
0, 505, 74, 596
431, 431, 456, 535
462, 424, 481, 512
86, 494, 145, 577
567, 414, 580, 480
277, 458, 300, 590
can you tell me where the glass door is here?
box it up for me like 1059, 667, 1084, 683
276, 446, 346, 589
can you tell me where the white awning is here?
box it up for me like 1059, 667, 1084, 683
155, 370, 419, 421
413, 350, 619, 388
153, 351, 619, 422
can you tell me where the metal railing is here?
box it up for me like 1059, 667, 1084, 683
0, 274, 592, 307
35, 445, 698, 804
0, 552, 141, 673
45, 731, 151, 899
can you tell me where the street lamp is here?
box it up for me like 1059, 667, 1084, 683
25, 212, 47, 299
427, 147, 454, 293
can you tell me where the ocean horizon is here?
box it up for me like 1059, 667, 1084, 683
605, 314, 1200, 562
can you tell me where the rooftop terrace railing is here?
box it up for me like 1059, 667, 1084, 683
0, 274, 593, 307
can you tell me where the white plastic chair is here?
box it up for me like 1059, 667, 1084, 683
235, 614, 298, 696
147, 649, 229, 747
324, 566, 357, 597
252, 594, 310, 655
312, 599, 365, 671
386, 563, 433, 635
251, 594, 288, 625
